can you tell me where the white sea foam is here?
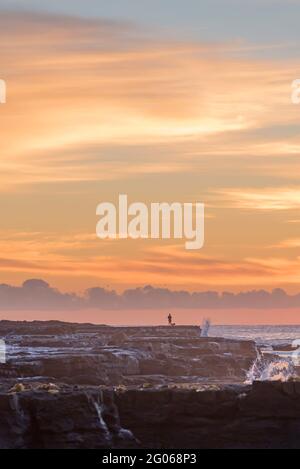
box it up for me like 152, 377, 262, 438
245, 356, 294, 384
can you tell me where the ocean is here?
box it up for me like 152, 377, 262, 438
211, 325, 300, 346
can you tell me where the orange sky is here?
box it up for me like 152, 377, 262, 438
1, 11, 300, 298
2, 308, 300, 327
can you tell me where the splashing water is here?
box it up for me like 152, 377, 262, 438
201, 318, 211, 337
245, 356, 294, 384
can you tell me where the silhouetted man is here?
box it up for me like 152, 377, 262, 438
168, 313, 172, 325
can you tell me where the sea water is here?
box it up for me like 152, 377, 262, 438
210, 324, 300, 346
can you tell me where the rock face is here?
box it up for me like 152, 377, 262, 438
115, 381, 300, 449
1, 381, 300, 448
0, 386, 137, 449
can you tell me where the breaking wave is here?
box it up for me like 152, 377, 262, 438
245, 356, 294, 384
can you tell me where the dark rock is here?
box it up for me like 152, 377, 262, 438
0, 320, 268, 448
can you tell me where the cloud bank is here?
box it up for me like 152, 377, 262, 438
1, 278, 300, 310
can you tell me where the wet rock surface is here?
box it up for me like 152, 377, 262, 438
1, 380, 300, 448
0, 385, 137, 449
3, 320, 297, 448
0, 321, 256, 386
116, 380, 300, 449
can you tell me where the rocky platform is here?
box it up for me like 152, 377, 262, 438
0, 321, 256, 386
3, 320, 295, 449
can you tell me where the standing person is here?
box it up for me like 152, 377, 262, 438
168, 313, 172, 325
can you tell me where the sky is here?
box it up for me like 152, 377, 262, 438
1, 1, 300, 307
2, 0, 300, 49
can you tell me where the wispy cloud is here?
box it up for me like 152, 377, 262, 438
0, 232, 297, 290
1, 12, 299, 190
215, 188, 300, 211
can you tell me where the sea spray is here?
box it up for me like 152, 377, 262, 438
245, 355, 294, 384
201, 318, 211, 337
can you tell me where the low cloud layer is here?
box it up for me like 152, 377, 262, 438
1, 279, 300, 310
